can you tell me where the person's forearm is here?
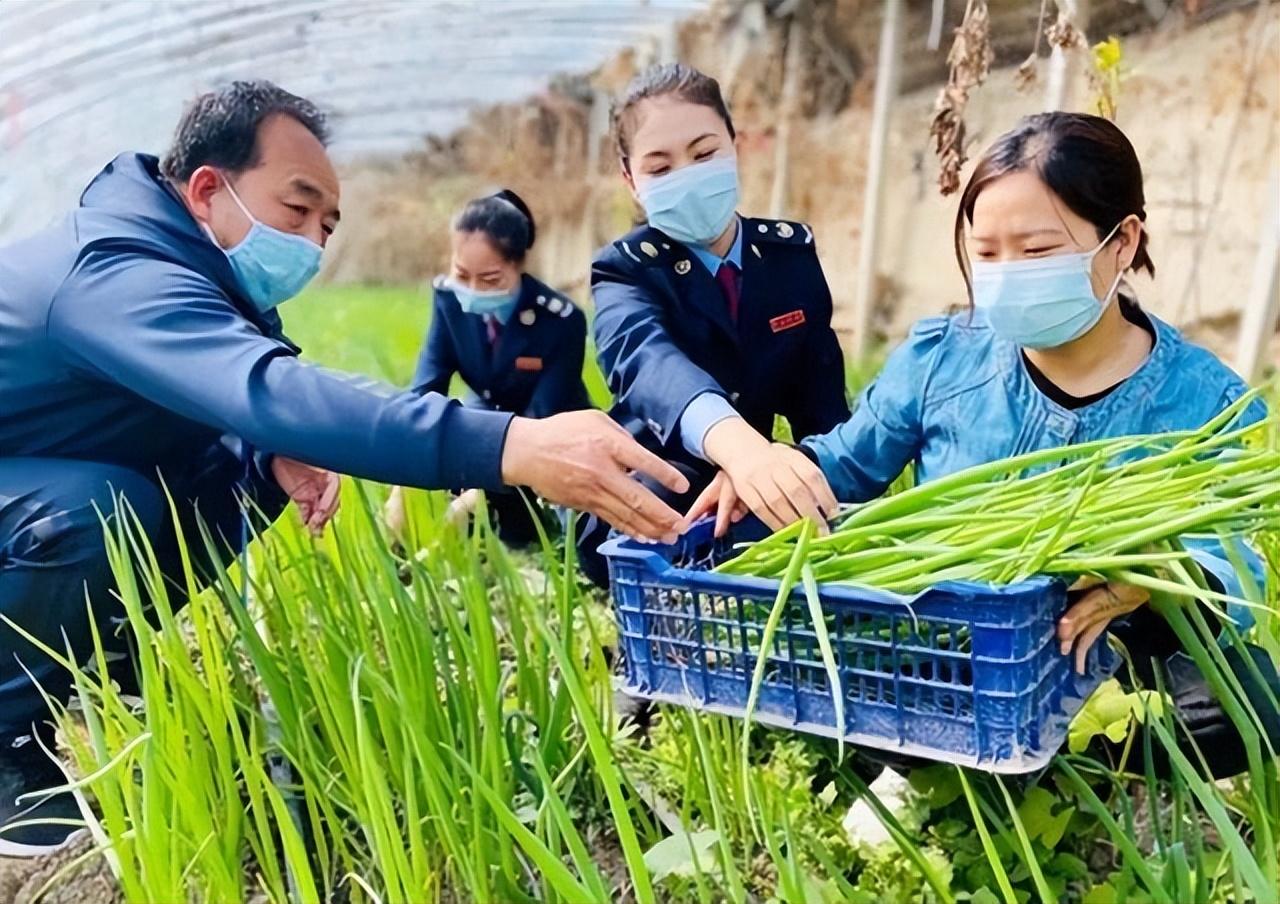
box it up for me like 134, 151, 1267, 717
500, 417, 535, 486
678, 392, 739, 461
702, 416, 769, 470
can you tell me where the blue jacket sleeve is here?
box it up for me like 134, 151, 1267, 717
1183, 535, 1266, 632
48, 252, 513, 491
679, 392, 740, 460
217, 433, 290, 511
800, 317, 947, 503
526, 308, 591, 419
410, 292, 457, 397
592, 248, 726, 447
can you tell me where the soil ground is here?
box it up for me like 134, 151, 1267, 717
0, 834, 121, 904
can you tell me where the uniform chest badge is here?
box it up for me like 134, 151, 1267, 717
674, 259, 692, 275
515, 356, 544, 371
519, 309, 537, 326
769, 310, 806, 333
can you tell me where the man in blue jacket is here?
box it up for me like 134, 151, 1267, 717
0, 80, 686, 856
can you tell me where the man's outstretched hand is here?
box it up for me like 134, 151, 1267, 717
501, 411, 689, 543
271, 456, 341, 536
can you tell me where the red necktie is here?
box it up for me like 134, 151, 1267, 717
715, 261, 741, 324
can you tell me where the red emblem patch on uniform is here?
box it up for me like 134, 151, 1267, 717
515, 356, 544, 371
769, 310, 806, 333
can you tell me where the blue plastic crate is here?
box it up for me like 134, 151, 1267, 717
601, 518, 1119, 773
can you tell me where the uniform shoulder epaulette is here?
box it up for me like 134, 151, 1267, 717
534, 289, 576, 318
616, 227, 680, 269
744, 217, 815, 247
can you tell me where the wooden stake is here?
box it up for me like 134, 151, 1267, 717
1236, 170, 1280, 381
770, 10, 807, 218
850, 0, 903, 360
1046, 0, 1090, 111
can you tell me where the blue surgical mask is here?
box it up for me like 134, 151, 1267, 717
215, 178, 322, 313
449, 281, 521, 322
637, 155, 740, 247
971, 223, 1126, 349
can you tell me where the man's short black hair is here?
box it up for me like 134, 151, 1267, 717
160, 79, 329, 182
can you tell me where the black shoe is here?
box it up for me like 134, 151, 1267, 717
0, 724, 84, 857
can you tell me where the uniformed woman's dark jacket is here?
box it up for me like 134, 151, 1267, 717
591, 217, 850, 476
413, 273, 591, 419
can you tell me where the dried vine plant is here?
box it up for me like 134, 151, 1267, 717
1045, 1, 1087, 56
1015, 0, 1053, 91
928, 0, 993, 196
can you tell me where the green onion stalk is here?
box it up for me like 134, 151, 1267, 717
719, 390, 1278, 600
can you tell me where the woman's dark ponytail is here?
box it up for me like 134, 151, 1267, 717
492, 190, 536, 250
454, 189, 536, 262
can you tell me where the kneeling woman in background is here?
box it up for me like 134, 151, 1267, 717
387, 190, 591, 545
577, 62, 850, 584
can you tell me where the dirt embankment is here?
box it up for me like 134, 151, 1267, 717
326, 0, 1278, 361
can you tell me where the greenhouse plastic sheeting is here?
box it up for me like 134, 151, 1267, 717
0, 0, 704, 242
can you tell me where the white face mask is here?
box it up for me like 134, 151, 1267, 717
636, 155, 740, 246
971, 222, 1126, 349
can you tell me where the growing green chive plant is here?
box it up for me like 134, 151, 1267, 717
13, 383, 1276, 903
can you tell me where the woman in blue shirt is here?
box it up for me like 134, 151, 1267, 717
692, 112, 1277, 776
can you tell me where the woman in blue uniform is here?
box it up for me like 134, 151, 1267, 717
692, 112, 1279, 777
387, 190, 591, 545
578, 63, 849, 583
